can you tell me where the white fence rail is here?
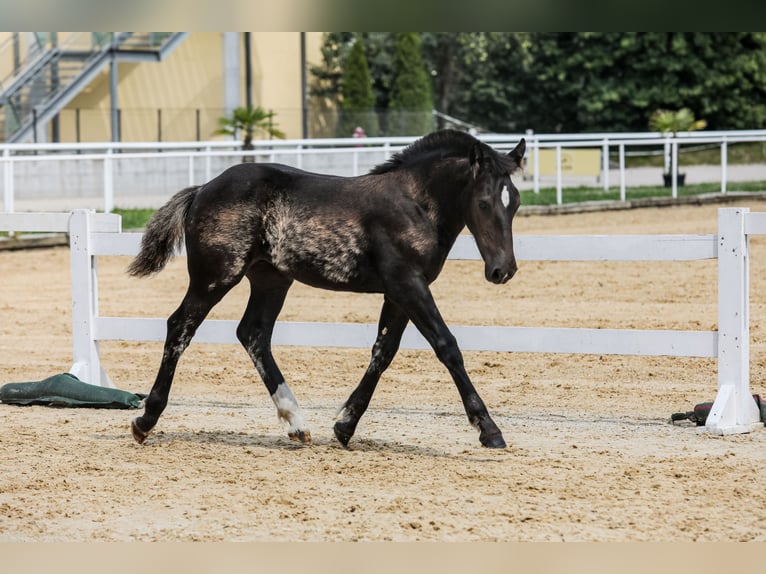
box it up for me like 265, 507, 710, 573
0, 208, 762, 436
2, 130, 766, 214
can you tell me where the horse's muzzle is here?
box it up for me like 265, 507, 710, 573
487, 262, 517, 284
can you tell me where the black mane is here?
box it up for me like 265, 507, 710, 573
369, 129, 481, 175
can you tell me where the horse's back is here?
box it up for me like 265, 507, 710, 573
207, 162, 346, 197
182, 160, 439, 292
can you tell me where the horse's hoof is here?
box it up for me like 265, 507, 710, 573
288, 429, 312, 445
480, 431, 507, 449
131, 419, 150, 444
333, 422, 353, 447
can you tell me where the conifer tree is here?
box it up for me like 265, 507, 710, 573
388, 33, 434, 136
339, 38, 379, 137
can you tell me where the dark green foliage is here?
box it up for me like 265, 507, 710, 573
339, 39, 379, 137
216, 106, 285, 150
484, 32, 766, 133
420, 33, 471, 129
309, 32, 355, 106
388, 33, 434, 136
313, 32, 766, 135
450, 33, 530, 133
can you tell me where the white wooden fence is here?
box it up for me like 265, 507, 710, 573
1, 208, 763, 436
2, 129, 766, 214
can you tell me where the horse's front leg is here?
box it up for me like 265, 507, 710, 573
334, 298, 409, 446
387, 276, 506, 448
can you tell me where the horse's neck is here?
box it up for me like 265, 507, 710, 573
419, 162, 469, 241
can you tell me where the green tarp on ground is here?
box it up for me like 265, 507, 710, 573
0, 372, 143, 409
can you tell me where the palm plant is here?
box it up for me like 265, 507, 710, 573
649, 107, 706, 187
216, 106, 286, 155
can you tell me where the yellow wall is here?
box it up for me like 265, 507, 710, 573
249, 32, 324, 139
63, 33, 227, 142
526, 148, 602, 177
0, 32, 325, 143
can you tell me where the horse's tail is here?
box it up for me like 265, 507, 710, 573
127, 186, 199, 277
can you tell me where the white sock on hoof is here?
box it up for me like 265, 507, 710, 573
271, 382, 308, 435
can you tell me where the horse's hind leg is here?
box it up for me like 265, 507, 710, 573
237, 266, 311, 444
131, 281, 237, 444
334, 298, 408, 446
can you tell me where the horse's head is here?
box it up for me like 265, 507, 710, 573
464, 138, 525, 284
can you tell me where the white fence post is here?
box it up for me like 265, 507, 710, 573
103, 149, 114, 213
705, 207, 762, 434
555, 145, 562, 204
68, 210, 115, 388
671, 139, 679, 199
619, 143, 626, 201
187, 155, 195, 186
3, 147, 13, 214
205, 146, 212, 182
721, 138, 728, 194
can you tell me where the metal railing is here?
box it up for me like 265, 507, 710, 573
1, 129, 766, 213
0, 33, 187, 144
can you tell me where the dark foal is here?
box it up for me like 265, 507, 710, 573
128, 129, 525, 448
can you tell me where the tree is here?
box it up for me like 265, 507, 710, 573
312, 33, 766, 137
309, 32, 355, 106
420, 33, 469, 128
357, 33, 397, 113
450, 33, 530, 133
216, 106, 285, 161
649, 107, 707, 186
520, 33, 766, 133
388, 33, 434, 136
339, 38, 379, 137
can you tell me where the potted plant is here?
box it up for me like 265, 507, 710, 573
216, 106, 286, 162
648, 107, 706, 188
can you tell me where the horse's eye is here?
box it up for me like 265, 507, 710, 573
478, 200, 491, 212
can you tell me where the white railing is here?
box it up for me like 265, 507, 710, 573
2, 130, 766, 214
1, 208, 761, 436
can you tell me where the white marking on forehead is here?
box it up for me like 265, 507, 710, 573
501, 185, 510, 208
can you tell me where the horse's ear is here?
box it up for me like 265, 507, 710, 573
469, 142, 484, 179
507, 138, 526, 172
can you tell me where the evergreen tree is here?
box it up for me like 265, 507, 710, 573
388, 33, 434, 136
450, 33, 529, 133
520, 32, 766, 132
309, 32, 354, 105
420, 33, 466, 128
339, 38, 379, 137
312, 32, 766, 136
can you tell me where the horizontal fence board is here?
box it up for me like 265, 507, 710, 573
514, 234, 717, 261
91, 232, 144, 256
95, 317, 717, 358
93, 232, 718, 262
0, 212, 121, 233
745, 212, 766, 235
0, 212, 71, 232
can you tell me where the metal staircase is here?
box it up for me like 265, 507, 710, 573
0, 32, 188, 143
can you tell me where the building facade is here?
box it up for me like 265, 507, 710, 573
0, 32, 326, 143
